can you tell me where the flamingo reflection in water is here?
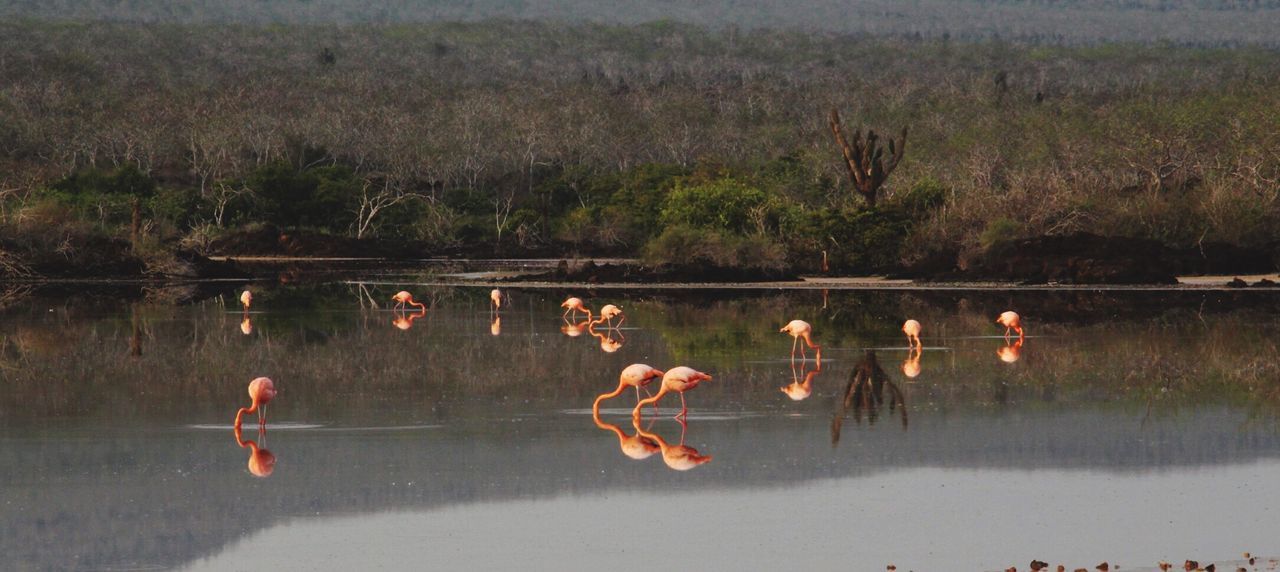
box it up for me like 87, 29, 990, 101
589, 324, 624, 353
901, 345, 922, 379
561, 318, 592, 338
490, 315, 501, 336
781, 360, 822, 401
831, 351, 907, 446
631, 417, 713, 471
392, 307, 427, 331
240, 316, 253, 336
998, 338, 1024, 363
594, 364, 663, 414
632, 366, 713, 421
592, 408, 661, 461
233, 424, 276, 478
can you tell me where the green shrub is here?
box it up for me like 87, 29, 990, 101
643, 224, 787, 271
980, 218, 1021, 248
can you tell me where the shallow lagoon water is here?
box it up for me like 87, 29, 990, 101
2, 285, 1279, 570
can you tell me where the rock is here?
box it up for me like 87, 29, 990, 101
1030, 560, 1048, 571
1227, 278, 1248, 288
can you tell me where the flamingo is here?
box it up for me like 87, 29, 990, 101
239, 290, 252, 314
233, 424, 276, 478
595, 364, 663, 414
902, 319, 922, 349
490, 288, 503, 311
902, 346, 922, 378
592, 304, 624, 329
996, 311, 1024, 340
633, 366, 712, 420
234, 376, 277, 429
240, 317, 253, 336
631, 417, 713, 471
392, 291, 426, 312
593, 409, 661, 461
780, 319, 821, 361
561, 296, 592, 321
998, 338, 1023, 363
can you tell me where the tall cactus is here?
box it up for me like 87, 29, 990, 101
828, 109, 908, 207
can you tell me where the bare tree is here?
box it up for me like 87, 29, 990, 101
828, 109, 908, 207
353, 177, 417, 239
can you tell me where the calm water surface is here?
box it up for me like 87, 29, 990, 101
2, 285, 1278, 571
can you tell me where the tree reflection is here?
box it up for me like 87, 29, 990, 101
831, 350, 908, 446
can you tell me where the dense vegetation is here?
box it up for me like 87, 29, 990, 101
1, 19, 1278, 276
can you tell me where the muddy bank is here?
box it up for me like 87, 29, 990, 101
901, 232, 1276, 284
1, 234, 246, 282
510, 259, 798, 284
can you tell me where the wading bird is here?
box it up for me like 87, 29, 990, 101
392, 291, 426, 312
491, 289, 503, 311
633, 366, 712, 420
595, 364, 663, 414
902, 319, 922, 349
632, 417, 713, 471
996, 311, 1024, 340
233, 424, 276, 478
234, 376, 277, 429
592, 304, 624, 329
780, 319, 821, 361
240, 290, 252, 314
561, 296, 592, 321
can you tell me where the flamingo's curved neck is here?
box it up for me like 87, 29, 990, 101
234, 397, 261, 428
592, 382, 628, 414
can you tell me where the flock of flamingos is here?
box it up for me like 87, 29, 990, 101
228, 288, 1029, 475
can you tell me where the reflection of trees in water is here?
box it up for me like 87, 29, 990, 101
831, 351, 907, 446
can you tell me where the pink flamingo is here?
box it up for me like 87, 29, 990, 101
392, 291, 426, 312
594, 364, 663, 414
234, 376, 277, 429
632, 366, 713, 420
561, 296, 592, 321
780, 319, 821, 361
491, 289, 503, 311
592, 304, 624, 329
996, 311, 1024, 340
902, 319, 922, 349
239, 290, 252, 314
233, 424, 276, 478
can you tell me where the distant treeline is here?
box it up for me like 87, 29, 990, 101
4, 0, 1280, 47
1, 19, 1279, 275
